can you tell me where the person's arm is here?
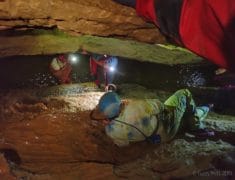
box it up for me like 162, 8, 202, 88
113, 0, 136, 8
92, 55, 118, 73
105, 123, 130, 147
93, 59, 105, 67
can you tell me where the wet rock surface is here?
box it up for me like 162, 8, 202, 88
0, 83, 234, 179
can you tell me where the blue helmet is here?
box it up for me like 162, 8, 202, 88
105, 56, 118, 67
98, 92, 121, 119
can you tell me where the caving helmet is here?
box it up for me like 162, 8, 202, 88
98, 92, 121, 119
58, 54, 66, 62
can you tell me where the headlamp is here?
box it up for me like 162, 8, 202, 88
68, 54, 79, 64
109, 66, 115, 72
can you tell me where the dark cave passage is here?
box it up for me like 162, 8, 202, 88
0, 54, 220, 90
1, 54, 235, 115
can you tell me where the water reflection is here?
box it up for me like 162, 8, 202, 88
179, 66, 207, 87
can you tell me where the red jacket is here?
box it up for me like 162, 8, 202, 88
136, 0, 235, 71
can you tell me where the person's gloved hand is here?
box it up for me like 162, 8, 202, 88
190, 128, 215, 138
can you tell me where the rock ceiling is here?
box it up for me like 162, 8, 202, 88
0, 0, 202, 64
0, 0, 162, 42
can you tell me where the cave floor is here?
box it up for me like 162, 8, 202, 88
0, 83, 234, 179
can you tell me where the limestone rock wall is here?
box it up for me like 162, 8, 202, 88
0, 0, 165, 43
0, 0, 200, 65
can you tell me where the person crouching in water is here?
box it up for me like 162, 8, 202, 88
92, 88, 214, 146
80, 49, 118, 90
49, 54, 72, 84
90, 54, 118, 89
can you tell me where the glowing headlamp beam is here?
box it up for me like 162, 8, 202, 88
109, 66, 115, 72
69, 54, 79, 64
